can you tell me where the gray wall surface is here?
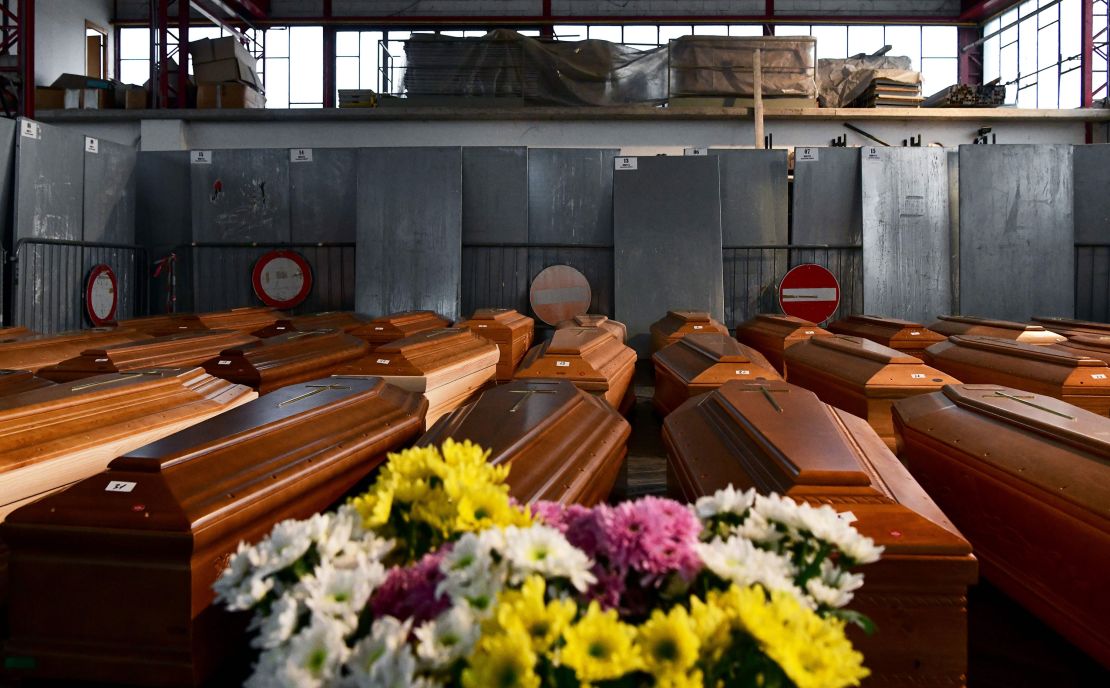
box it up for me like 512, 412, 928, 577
528, 148, 617, 245
35, 0, 115, 85
463, 147, 528, 245
83, 137, 137, 244
711, 148, 788, 246
792, 146, 862, 245
1074, 145, 1110, 321
190, 148, 291, 243
290, 148, 358, 243
15, 119, 84, 241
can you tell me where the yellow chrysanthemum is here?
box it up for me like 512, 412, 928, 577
688, 594, 731, 662
461, 632, 539, 688
560, 601, 642, 682
655, 669, 705, 688
638, 605, 700, 678
490, 576, 577, 653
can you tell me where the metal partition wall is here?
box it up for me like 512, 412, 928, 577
1076, 244, 1110, 322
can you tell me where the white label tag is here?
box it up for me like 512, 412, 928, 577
911, 373, 926, 379
477, 324, 487, 328
373, 326, 384, 330
1093, 374, 1107, 380
105, 480, 137, 493
85, 136, 99, 154
190, 150, 212, 164
797, 147, 819, 162
838, 510, 858, 523
555, 361, 571, 368
95, 357, 108, 363
20, 120, 40, 140
910, 331, 921, 336
865, 147, 882, 161
804, 330, 815, 335
683, 147, 708, 156
735, 369, 750, 375
217, 360, 231, 366
615, 157, 637, 170
376, 359, 390, 365
290, 148, 313, 163
693, 325, 704, 330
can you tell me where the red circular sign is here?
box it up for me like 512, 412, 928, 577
252, 250, 313, 309
778, 264, 841, 324
85, 264, 118, 326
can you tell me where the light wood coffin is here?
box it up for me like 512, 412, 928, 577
350, 310, 451, 349
893, 384, 1110, 667
418, 379, 630, 506
0, 327, 35, 343
1030, 315, 1110, 339
735, 313, 835, 375
514, 327, 637, 409
291, 311, 372, 333
0, 327, 152, 373
0, 368, 256, 521
2, 376, 427, 687
928, 315, 1066, 345
116, 313, 209, 337
37, 330, 261, 383
194, 306, 282, 334
649, 310, 729, 353
556, 314, 628, 343
202, 330, 370, 393
336, 328, 499, 425
923, 335, 1110, 417
0, 370, 54, 397
1051, 334, 1110, 365
455, 308, 535, 381
828, 315, 947, 360
652, 333, 782, 417
663, 380, 978, 686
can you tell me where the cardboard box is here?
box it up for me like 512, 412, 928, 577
35, 87, 66, 110
50, 73, 113, 90
194, 58, 260, 88
197, 82, 265, 109
124, 87, 148, 109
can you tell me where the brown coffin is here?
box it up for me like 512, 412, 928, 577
828, 315, 947, 360
454, 308, 535, 381
38, 330, 261, 383
350, 310, 451, 349
195, 306, 282, 334
418, 379, 630, 506
923, 335, 1110, 417
893, 384, 1110, 667
652, 333, 782, 417
556, 314, 628, 343
2, 376, 426, 687
0, 369, 54, 397
202, 329, 370, 393
116, 313, 209, 336
1051, 334, 1110, 365
336, 328, 499, 424
784, 335, 960, 451
514, 327, 637, 409
662, 380, 977, 686
928, 315, 1066, 345
290, 310, 372, 333
1030, 315, 1110, 339
649, 310, 729, 353
0, 327, 151, 373
735, 313, 835, 375
0, 326, 35, 343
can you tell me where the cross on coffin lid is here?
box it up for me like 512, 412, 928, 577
807, 334, 923, 365
930, 315, 1067, 344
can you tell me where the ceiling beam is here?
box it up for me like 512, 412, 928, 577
959, 0, 1025, 22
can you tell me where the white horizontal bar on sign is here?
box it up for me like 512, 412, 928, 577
781, 288, 837, 302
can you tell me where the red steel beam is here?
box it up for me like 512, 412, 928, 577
959, 0, 1024, 22
18, 0, 32, 117
178, 0, 189, 108
1083, 0, 1094, 108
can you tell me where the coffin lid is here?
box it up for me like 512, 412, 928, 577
0, 367, 211, 419
467, 308, 519, 322
842, 314, 924, 329
213, 329, 368, 370
572, 314, 610, 327
371, 310, 445, 327
743, 314, 831, 338
675, 332, 759, 364
1031, 316, 1110, 335
809, 335, 921, 365
1066, 334, 1110, 351
0, 326, 34, 343
0, 327, 145, 352
117, 313, 209, 334
195, 306, 280, 330
945, 335, 1106, 368
289, 311, 371, 331
82, 329, 257, 357
668, 310, 713, 323
456, 309, 533, 335
0, 369, 54, 396
936, 315, 1045, 332
339, 328, 497, 376
544, 327, 612, 356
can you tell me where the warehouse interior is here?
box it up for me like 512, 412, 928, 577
0, 1, 1107, 687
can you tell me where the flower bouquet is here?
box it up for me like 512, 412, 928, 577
214, 440, 881, 688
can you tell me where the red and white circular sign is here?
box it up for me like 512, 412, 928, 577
85, 264, 118, 326
778, 264, 841, 324
252, 250, 313, 309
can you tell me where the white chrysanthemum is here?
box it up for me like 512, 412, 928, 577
501, 525, 597, 592
806, 577, 856, 608
221, 572, 276, 612
303, 562, 380, 625
214, 540, 256, 603
734, 509, 785, 545
836, 531, 884, 565
249, 595, 302, 650
437, 533, 505, 611
804, 559, 865, 609
414, 604, 480, 669
752, 493, 806, 533
695, 485, 756, 520
344, 616, 416, 688
250, 616, 349, 688
696, 536, 809, 606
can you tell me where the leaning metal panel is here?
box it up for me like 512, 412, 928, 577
1073, 144, 1110, 245
791, 146, 861, 245
14, 118, 83, 241
528, 148, 618, 245
290, 147, 357, 244
710, 148, 788, 246
189, 148, 291, 243
83, 137, 137, 245
1076, 245, 1110, 322
463, 147, 528, 245
0, 118, 15, 252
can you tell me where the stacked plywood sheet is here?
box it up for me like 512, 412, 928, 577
556, 314, 628, 343
1030, 316, 1110, 339
203, 330, 370, 393
652, 333, 781, 416
0, 370, 54, 398
850, 78, 923, 108
515, 327, 637, 410
929, 315, 1066, 345
735, 313, 834, 375
649, 310, 729, 354
0, 328, 151, 373
351, 310, 451, 350
454, 308, 535, 381
829, 315, 946, 360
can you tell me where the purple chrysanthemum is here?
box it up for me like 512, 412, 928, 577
369, 551, 450, 623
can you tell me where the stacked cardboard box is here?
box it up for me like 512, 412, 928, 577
189, 36, 264, 109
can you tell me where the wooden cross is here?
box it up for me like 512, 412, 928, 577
982, 389, 1074, 419
507, 386, 557, 413
70, 370, 164, 392
286, 330, 328, 340
714, 384, 788, 413
277, 383, 351, 408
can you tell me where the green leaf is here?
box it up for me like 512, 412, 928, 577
832, 609, 877, 635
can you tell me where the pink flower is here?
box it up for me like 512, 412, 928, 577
601, 497, 703, 584
369, 551, 450, 623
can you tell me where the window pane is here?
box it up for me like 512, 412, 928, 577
264, 58, 289, 108
921, 26, 956, 57
554, 25, 586, 41
264, 28, 287, 58
847, 25, 885, 56
729, 25, 763, 37
622, 25, 658, 46
361, 31, 382, 91
289, 26, 322, 104
1019, 13, 1037, 76
336, 31, 359, 57
1001, 9, 1018, 45
983, 35, 1000, 82
120, 28, 150, 60
884, 25, 921, 68
1038, 2, 1059, 28
1017, 81, 1037, 108
659, 25, 692, 42
776, 25, 811, 36
120, 60, 148, 87
1001, 41, 1018, 83
1061, 0, 1081, 58
811, 25, 847, 59
1059, 67, 1081, 107
517, 29, 541, 37
587, 25, 621, 42
920, 57, 957, 97
337, 56, 359, 91
289, 102, 321, 109
692, 25, 729, 36
1038, 23, 1059, 70
1038, 62, 1059, 107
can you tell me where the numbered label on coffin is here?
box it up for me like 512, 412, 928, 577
251, 250, 313, 309
85, 264, 118, 326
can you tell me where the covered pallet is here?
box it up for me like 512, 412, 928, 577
0, 370, 54, 397
1031, 316, 1110, 339
829, 315, 946, 360
649, 310, 729, 354
663, 380, 977, 686
515, 326, 636, 410
0, 328, 150, 373
203, 330, 370, 393
419, 379, 630, 505
735, 313, 834, 375
893, 384, 1109, 666
351, 310, 451, 350
454, 308, 535, 381
3, 377, 425, 687
556, 314, 628, 343
928, 315, 1066, 345
652, 332, 781, 416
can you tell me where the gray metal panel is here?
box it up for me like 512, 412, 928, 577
0, 118, 15, 251
14, 118, 83, 241
290, 148, 357, 243
958, 144, 1075, 321
356, 147, 463, 320
83, 137, 137, 244
861, 148, 951, 324
463, 147, 528, 244
791, 147, 861, 245
1075, 246, 1110, 322
190, 148, 290, 243
613, 156, 724, 356
1074, 144, 1110, 245
528, 148, 618, 245
136, 151, 192, 313
710, 148, 788, 246
947, 148, 960, 314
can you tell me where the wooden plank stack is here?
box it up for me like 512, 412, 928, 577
922, 83, 1007, 108
454, 308, 535, 381
829, 314, 947, 361
0, 328, 152, 373
202, 330, 370, 393
735, 313, 834, 375
556, 314, 628, 343
652, 332, 781, 416
649, 310, 729, 354
515, 327, 637, 410
850, 78, 923, 108
351, 310, 451, 350
929, 315, 1066, 345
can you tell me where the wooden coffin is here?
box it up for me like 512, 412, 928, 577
652, 333, 782, 417
1030, 315, 1110, 339
893, 384, 1110, 667
0, 327, 151, 373
928, 315, 1066, 345
38, 330, 261, 383
418, 379, 630, 505
663, 380, 977, 686
1051, 334, 1110, 365
336, 328, 499, 424
202, 330, 370, 393
735, 313, 835, 375
0, 326, 35, 343
455, 308, 535, 381
195, 306, 282, 334
923, 335, 1110, 417
2, 376, 426, 687
350, 310, 450, 349
514, 326, 637, 409
556, 314, 628, 343
116, 313, 209, 336
0, 368, 256, 520
649, 310, 729, 353
784, 335, 961, 451
828, 315, 947, 360
0, 370, 54, 397
291, 310, 372, 333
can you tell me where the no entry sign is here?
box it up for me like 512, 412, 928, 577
252, 250, 313, 309
85, 264, 118, 326
778, 264, 840, 324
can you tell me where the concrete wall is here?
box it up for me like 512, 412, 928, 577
36, 0, 115, 86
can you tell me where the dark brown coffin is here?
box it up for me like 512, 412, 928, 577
454, 308, 535, 381
350, 310, 451, 349
515, 327, 637, 409
38, 330, 261, 383
195, 306, 282, 334
0, 326, 35, 343
202, 329, 370, 393
0, 369, 54, 397
663, 380, 977, 686
893, 384, 1110, 667
290, 311, 372, 333
0, 327, 151, 373
649, 310, 729, 353
784, 335, 961, 451
2, 376, 427, 687
928, 315, 1066, 345
556, 314, 628, 343
924, 335, 1110, 417
652, 333, 782, 417
829, 315, 947, 360
1051, 334, 1110, 365
418, 379, 630, 506
1030, 315, 1110, 339
116, 313, 209, 336
735, 313, 835, 375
